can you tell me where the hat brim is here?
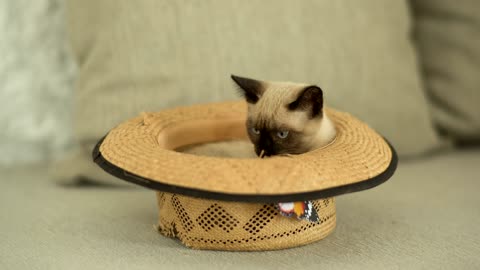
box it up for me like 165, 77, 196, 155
93, 101, 397, 203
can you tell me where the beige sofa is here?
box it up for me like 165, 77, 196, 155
3, 148, 480, 269
2, 1, 479, 269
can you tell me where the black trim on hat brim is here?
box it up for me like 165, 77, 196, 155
92, 135, 398, 203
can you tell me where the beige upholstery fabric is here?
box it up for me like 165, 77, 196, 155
3, 149, 480, 269
58, 0, 442, 184
411, 0, 480, 141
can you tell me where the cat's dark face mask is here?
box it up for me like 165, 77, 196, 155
246, 123, 307, 157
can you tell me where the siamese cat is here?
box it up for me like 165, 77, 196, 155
180, 75, 335, 222
231, 75, 336, 157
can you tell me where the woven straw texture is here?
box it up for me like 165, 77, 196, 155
99, 100, 392, 195
156, 192, 336, 251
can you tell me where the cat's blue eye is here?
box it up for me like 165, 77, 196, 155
277, 131, 289, 139
251, 128, 260, 135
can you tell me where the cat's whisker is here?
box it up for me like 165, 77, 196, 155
278, 154, 295, 158
259, 149, 265, 159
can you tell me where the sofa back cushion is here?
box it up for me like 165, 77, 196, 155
59, 0, 443, 183
412, 0, 480, 142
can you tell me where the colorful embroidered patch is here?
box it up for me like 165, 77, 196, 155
258, 150, 319, 223
277, 201, 319, 222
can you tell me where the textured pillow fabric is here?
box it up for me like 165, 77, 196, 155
411, 0, 480, 142
57, 0, 442, 184
0, 0, 75, 166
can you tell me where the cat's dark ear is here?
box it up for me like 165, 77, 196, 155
231, 75, 264, 104
288, 85, 323, 118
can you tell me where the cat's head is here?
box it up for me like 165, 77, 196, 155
232, 75, 336, 157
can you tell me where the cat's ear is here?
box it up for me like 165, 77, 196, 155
231, 75, 264, 104
288, 85, 323, 118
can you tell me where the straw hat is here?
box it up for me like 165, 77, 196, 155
93, 100, 397, 202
